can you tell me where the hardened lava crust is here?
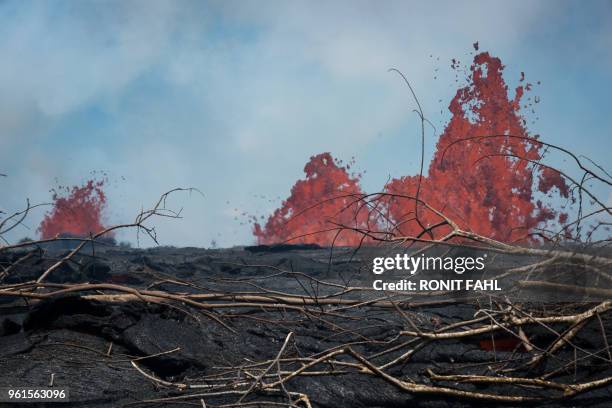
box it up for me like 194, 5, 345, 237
0, 245, 610, 407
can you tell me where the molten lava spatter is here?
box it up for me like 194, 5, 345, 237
385, 52, 568, 242
253, 153, 369, 245
254, 51, 569, 246
38, 180, 112, 239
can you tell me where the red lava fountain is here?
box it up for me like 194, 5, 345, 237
254, 50, 570, 246
385, 51, 569, 242
38, 180, 112, 239
253, 153, 369, 245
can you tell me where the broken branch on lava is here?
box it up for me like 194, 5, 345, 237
1, 210, 611, 406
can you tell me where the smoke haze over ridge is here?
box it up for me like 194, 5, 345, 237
0, 0, 610, 247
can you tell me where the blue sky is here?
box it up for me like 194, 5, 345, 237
0, 0, 610, 247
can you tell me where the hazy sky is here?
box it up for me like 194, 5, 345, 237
1, 0, 610, 247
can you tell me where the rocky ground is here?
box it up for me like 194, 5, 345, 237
0, 245, 610, 407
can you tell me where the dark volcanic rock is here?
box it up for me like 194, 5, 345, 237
0, 246, 610, 407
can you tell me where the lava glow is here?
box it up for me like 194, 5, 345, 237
254, 51, 569, 245
38, 180, 112, 239
253, 153, 370, 245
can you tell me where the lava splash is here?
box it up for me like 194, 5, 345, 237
253, 153, 369, 246
254, 50, 569, 245
38, 180, 112, 239
385, 51, 569, 242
